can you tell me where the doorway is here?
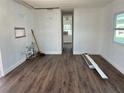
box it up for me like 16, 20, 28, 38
61, 11, 74, 54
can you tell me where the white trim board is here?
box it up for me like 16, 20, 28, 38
73, 51, 82, 55
83, 54, 108, 79
44, 51, 62, 55
81, 55, 94, 69
100, 55, 124, 75
112, 63, 124, 75
73, 51, 99, 55
3, 57, 26, 76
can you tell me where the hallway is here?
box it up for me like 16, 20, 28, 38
63, 43, 73, 54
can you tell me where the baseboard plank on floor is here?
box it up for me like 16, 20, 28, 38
82, 54, 108, 79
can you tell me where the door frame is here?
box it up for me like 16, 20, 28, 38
61, 11, 74, 54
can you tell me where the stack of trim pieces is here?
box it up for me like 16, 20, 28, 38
82, 54, 108, 79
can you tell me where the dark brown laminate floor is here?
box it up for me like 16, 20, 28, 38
0, 44, 124, 93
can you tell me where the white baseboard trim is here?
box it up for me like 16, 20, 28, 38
73, 51, 82, 55
4, 57, 26, 76
73, 51, 99, 55
44, 51, 62, 55
112, 63, 124, 75
100, 55, 124, 75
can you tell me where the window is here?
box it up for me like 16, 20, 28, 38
114, 13, 124, 44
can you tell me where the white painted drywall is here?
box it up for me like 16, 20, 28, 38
0, 0, 34, 75
34, 9, 62, 54
100, 0, 124, 74
73, 8, 101, 54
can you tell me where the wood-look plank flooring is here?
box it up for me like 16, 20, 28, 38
0, 43, 124, 93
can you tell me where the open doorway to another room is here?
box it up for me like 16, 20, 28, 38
62, 11, 73, 54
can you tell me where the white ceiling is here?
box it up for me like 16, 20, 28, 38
22, 0, 113, 9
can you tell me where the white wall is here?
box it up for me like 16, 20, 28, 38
34, 9, 62, 54
100, 0, 124, 74
0, 0, 34, 75
74, 8, 101, 54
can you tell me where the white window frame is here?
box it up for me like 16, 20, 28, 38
113, 12, 124, 45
